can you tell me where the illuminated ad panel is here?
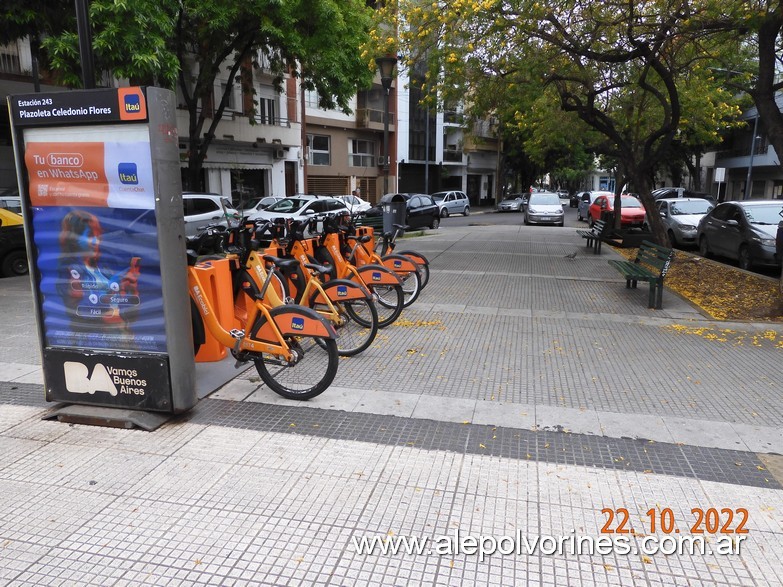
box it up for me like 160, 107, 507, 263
23, 124, 166, 353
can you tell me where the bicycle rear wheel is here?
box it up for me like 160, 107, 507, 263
371, 284, 405, 328
254, 336, 338, 400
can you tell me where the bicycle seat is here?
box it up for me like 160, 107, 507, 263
186, 249, 200, 266
304, 262, 333, 276
358, 235, 373, 244
262, 254, 300, 271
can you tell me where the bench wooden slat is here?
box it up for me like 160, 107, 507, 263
607, 240, 674, 309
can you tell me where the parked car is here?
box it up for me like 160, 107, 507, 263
652, 197, 714, 247
0, 219, 27, 277
569, 192, 581, 208
523, 192, 565, 226
652, 187, 717, 206
183, 192, 240, 237
697, 200, 783, 270
557, 190, 570, 208
335, 194, 372, 213
588, 194, 646, 228
0, 188, 21, 215
576, 190, 613, 221
431, 190, 470, 217
248, 195, 348, 231
497, 195, 525, 212
244, 196, 283, 214
370, 193, 441, 230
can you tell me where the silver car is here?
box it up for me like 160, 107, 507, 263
524, 192, 564, 226
497, 195, 525, 212
431, 190, 470, 217
654, 198, 713, 247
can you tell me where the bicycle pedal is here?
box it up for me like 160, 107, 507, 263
229, 329, 245, 339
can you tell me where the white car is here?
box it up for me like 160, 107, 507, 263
183, 192, 240, 236
524, 192, 565, 226
336, 194, 372, 213
248, 195, 349, 231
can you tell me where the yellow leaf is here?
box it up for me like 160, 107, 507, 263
641, 555, 652, 564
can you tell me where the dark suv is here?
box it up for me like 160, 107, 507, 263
0, 222, 27, 277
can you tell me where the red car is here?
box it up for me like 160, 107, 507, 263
588, 195, 646, 228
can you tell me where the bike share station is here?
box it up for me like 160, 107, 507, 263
9, 86, 244, 430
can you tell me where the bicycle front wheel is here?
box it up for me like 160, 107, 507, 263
397, 269, 421, 307
331, 299, 378, 356
371, 284, 405, 328
254, 336, 339, 400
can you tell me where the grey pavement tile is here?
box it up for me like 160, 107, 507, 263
352, 388, 418, 418
0, 362, 39, 381
730, 422, 783, 454
411, 396, 476, 423
664, 417, 748, 452
597, 411, 674, 443
209, 378, 259, 401
0, 404, 44, 434
536, 405, 602, 436
472, 401, 536, 429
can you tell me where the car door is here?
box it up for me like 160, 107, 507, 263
702, 204, 732, 256
184, 197, 222, 236
657, 201, 670, 231
407, 196, 426, 228
721, 205, 745, 259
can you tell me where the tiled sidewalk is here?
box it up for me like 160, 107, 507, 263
1, 225, 782, 585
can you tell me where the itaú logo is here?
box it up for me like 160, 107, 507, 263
48, 153, 83, 167
118, 162, 138, 184
291, 317, 305, 331
63, 361, 119, 396
124, 93, 141, 113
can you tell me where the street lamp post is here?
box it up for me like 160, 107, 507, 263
376, 56, 397, 195
744, 116, 761, 200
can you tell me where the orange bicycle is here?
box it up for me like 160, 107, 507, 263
373, 222, 430, 290
229, 220, 379, 357
187, 228, 339, 400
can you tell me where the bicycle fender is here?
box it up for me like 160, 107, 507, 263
310, 279, 371, 306
252, 305, 336, 340
380, 254, 419, 274
395, 250, 429, 268
357, 264, 403, 286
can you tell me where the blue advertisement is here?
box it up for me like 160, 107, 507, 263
32, 206, 166, 353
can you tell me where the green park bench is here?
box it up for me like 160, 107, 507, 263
608, 240, 674, 309
575, 219, 611, 254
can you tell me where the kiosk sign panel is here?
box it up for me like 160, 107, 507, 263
9, 87, 196, 413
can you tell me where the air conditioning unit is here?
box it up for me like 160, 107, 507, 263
274, 148, 286, 159
377, 155, 389, 167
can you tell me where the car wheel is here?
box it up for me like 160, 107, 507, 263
557, 222, 564, 227
698, 235, 712, 259
738, 244, 753, 270
1, 250, 29, 277
463, 206, 470, 216
440, 208, 449, 218
667, 229, 677, 247
430, 216, 440, 230
577, 210, 583, 221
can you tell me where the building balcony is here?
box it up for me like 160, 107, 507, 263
355, 108, 395, 131
176, 108, 301, 148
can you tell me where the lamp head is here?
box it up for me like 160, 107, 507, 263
375, 55, 398, 90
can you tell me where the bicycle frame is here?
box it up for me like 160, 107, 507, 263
188, 261, 334, 362
318, 230, 404, 288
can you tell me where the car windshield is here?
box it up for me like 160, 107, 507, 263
502, 197, 519, 203
529, 193, 560, 205
743, 204, 783, 225
620, 196, 642, 208
431, 192, 446, 202
266, 198, 308, 213
670, 200, 712, 215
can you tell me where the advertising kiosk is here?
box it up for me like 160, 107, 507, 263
8, 87, 197, 428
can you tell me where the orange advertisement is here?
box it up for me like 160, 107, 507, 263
25, 142, 109, 207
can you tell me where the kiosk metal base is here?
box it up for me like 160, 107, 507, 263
43, 404, 172, 431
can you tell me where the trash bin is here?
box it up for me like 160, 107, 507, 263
383, 194, 407, 235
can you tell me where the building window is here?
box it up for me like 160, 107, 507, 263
305, 90, 322, 109
350, 139, 375, 167
308, 134, 331, 166
258, 98, 276, 124
219, 82, 236, 111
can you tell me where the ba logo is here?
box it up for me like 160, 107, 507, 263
118, 162, 138, 185
63, 361, 118, 397
124, 93, 141, 114
372, 272, 382, 281
393, 260, 402, 268
337, 286, 347, 297
291, 317, 305, 331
